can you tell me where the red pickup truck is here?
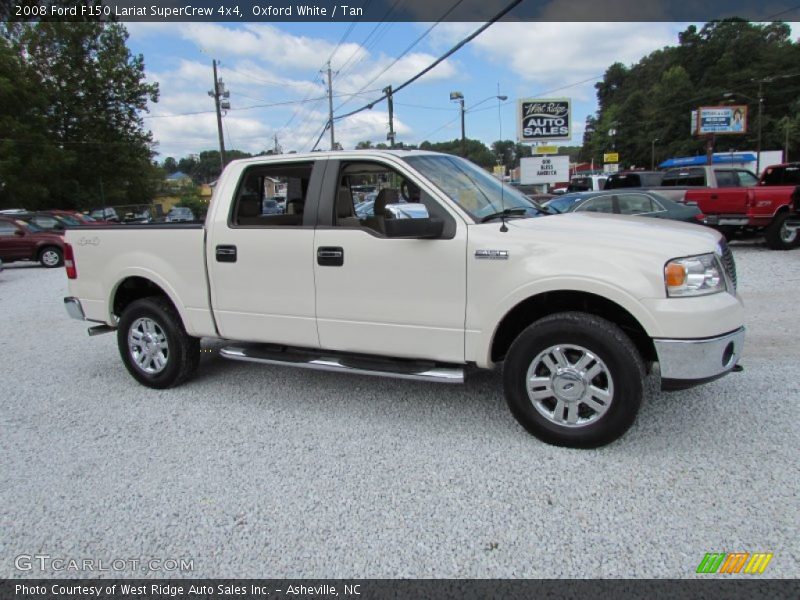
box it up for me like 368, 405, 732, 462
656, 166, 799, 250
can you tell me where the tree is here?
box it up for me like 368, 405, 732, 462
584, 20, 800, 167
162, 157, 178, 174
1, 22, 160, 209
0, 37, 59, 209
355, 140, 373, 149
418, 138, 495, 168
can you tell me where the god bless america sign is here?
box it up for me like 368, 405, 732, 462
517, 98, 571, 142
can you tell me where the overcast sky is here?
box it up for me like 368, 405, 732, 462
126, 21, 797, 160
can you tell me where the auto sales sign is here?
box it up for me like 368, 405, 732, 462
517, 98, 571, 142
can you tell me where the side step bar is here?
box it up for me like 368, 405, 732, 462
219, 344, 464, 384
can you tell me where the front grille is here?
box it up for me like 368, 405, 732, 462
719, 240, 737, 292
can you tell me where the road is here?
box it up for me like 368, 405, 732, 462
0, 241, 798, 578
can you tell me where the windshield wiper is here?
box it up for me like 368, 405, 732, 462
480, 207, 530, 223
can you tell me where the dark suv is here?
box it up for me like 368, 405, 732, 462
604, 171, 664, 189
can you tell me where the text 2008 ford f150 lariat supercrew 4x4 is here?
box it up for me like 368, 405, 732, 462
63, 150, 744, 447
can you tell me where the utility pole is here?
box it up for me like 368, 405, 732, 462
325, 62, 335, 151
756, 78, 764, 176
273, 134, 280, 154
208, 59, 229, 171
651, 137, 659, 170
449, 91, 466, 157
384, 85, 395, 148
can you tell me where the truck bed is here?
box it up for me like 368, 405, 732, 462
65, 224, 215, 337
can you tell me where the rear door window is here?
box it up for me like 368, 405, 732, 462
714, 170, 738, 187
577, 196, 615, 213
617, 193, 657, 215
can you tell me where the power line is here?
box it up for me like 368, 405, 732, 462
334, 0, 465, 114
336, 0, 404, 78
333, 0, 524, 124
309, 0, 523, 151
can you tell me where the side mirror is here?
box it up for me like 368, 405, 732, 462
14, 229, 24, 236
383, 203, 444, 239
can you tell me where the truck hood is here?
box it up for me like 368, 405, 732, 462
505, 212, 721, 257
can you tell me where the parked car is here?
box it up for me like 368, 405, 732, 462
261, 199, 283, 215
604, 171, 664, 189
759, 162, 800, 186
544, 191, 705, 223
165, 207, 195, 222
566, 174, 608, 192
0, 216, 65, 267
64, 149, 744, 448
89, 207, 120, 222
47, 209, 111, 226
12, 212, 67, 235
600, 164, 799, 248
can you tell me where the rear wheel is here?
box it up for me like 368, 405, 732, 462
117, 296, 200, 389
764, 212, 798, 250
503, 312, 644, 448
38, 246, 63, 268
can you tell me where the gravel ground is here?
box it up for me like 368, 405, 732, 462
0, 241, 798, 579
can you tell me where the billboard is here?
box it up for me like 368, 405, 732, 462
517, 98, 571, 143
697, 106, 748, 135
603, 152, 619, 163
520, 156, 569, 184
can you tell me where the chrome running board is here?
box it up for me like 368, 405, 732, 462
219, 344, 464, 384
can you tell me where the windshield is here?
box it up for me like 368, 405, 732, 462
55, 214, 81, 226
403, 155, 540, 220
547, 195, 582, 213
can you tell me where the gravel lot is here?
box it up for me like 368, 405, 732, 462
1, 241, 798, 579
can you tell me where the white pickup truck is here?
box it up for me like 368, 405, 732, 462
63, 150, 744, 447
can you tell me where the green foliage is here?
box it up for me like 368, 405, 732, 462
585, 21, 800, 167
175, 186, 209, 219
419, 138, 495, 168
0, 22, 160, 210
170, 149, 253, 185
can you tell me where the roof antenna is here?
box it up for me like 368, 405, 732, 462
497, 83, 508, 232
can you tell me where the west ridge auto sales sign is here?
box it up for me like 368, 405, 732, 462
517, 98, 571, 142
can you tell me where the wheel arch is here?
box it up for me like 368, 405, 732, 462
488, 290, 657, 366
110, 274, 187, 330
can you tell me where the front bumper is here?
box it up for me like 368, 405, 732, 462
654, 327, 744, 391
64, 296, 85, 320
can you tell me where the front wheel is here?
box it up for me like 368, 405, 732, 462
117, 296, 200, 389
764, 212, 798, 250
503, 312, 644, 448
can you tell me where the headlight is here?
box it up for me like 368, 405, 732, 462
664, 253, 726, 297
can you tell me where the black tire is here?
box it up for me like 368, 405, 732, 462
503, 311, 644, 448
764, 212, 798, 250
38, 246, 63, 268
117, 296, 200, 389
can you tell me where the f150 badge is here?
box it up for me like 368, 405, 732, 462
475, 250, 509, 260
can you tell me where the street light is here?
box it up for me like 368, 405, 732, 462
449, 92, 509, 157
651, 137, 659, 170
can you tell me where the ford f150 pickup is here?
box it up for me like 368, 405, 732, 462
63, 150, 745, 447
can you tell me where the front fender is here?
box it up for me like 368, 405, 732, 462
467, 278, 663, 369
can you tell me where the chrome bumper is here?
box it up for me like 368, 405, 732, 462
654, 327, 744, 390
64, 296, 85, 321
